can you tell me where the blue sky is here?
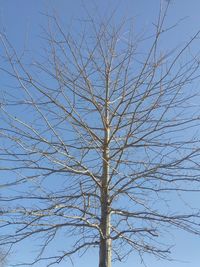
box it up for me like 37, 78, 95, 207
1, 1, 200, 267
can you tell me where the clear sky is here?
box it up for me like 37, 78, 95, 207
1, 1, 200, 267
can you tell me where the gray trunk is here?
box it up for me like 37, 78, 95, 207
99, 69, 112, 267
99, 140, 111, 267
99, 178, 112, 267
99, 219, 112, 267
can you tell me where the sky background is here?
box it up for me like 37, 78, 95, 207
1, 0, 200, 267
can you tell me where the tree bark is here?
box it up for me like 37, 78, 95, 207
99, 70, 112, 267
99, 188, 112, 267
99, 145, 112, 267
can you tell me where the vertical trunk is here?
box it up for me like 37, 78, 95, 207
99, 145, 112, 267
99, 203, 111, 267
99, 69, 112, 267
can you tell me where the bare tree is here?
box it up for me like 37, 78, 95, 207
1, 4, 200, 267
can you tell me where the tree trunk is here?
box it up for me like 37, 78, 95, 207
99, 69, 112, 267
99, 124, 112, 267
99, 136, 112, 267
99, 182, 112, 267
